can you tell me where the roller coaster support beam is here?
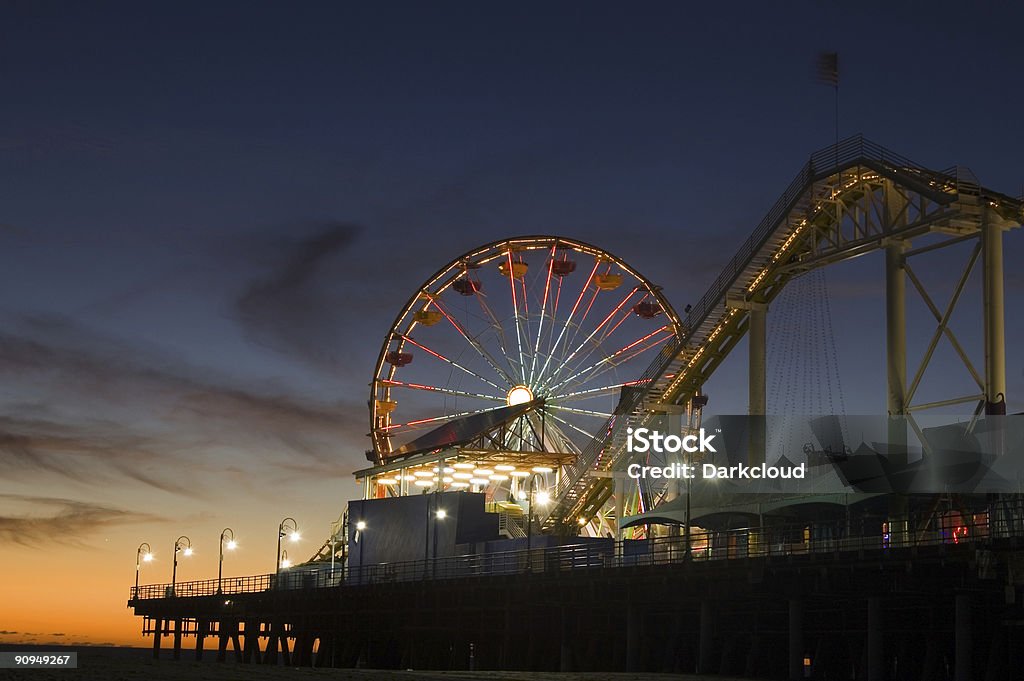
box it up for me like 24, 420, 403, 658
729, 296, 768, 465
748, 305, 767, 466
982, 208, 1007, 415
885, 237, 908, 478
885, 237, 909, 545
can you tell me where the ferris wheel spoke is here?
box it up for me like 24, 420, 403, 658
560, 284, 600, 370
550, 380, 644, 402
428, 296, 518, 387
547, 404, 614, 418
549, 325, 670, 394
552, 331, 672, 396
475, 293, 519, 379
528, 246, 557, 385
538, 286, 640, 392
505, 251, 529, 384
380, 404, 509, 432
535, 260, 599, 388
379, 379, 505, 402
541, 412, 590, 451
398, 335, 504, 391
545, 303, 638, 391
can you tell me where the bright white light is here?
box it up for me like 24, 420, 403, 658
143, 553, 154, 562
355, 521, 367, 531
516, 490, 527, 500
280, 558, 291, 569
183, 547, 193, 557
452, 472, 473, 480
536, 491, 551, 505
452, 462, 476, 470
489, 474, 508, 481
469, 478, 489, 485
510, 471, 530, 478
450, 481, 470, 488
226, 540, 237, 551
289, 531, 300, 542
532, 466, 553, 473
474, 469, 494, 477
506, 385, 533, 406
495, 464, 516, 472
414, 479, 434, 487
435, 509, 447, 520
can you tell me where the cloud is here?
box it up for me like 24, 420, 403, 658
0, 494, 164, 547
0, 631, 19, 635
234, 222, 362, 370
0, 315, 368, 494
0, 496, 160, 547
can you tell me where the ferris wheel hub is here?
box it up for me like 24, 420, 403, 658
506, 385, 534, 407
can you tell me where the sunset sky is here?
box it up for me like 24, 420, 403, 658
2, 2, 1023, 647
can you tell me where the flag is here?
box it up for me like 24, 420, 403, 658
817, 52, 839, 87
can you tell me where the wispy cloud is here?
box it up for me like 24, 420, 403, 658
0, 315, 367, 494
234, 221, 362, 371
0, 494, 163, 547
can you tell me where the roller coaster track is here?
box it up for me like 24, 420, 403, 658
542, 134, 1024, 532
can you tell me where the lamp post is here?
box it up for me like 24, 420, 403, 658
354, 519, 367, 581
276, 517, 299, 577
525, 473, 550, 569
280, 549, 290, 569
134, 542, 153, 599
171, 535, 192, 597
217, 528, 236, 594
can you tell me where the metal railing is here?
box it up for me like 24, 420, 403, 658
131, 498, 1024, 602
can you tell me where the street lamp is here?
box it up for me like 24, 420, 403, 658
217, 528, 236, 594
280, 549, 291, 569
354, 511, 367, 581
526, 473, 550, 568
276, 518, 299, 577
171, 535, 192, 597
134, 542, 153, 599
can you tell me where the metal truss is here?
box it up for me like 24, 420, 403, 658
543, 135, 1023, 533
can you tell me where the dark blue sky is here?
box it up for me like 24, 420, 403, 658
1, 1, 1023, 643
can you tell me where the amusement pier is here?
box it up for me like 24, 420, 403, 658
129, 136, 1024, 680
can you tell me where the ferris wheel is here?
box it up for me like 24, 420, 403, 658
368, 236, 681, 510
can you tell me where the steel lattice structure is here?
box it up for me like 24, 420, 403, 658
541, 134, 1023, 533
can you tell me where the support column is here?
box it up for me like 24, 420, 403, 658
956, 593, 972, 681
152, 617, 163, 659
172, 618, 182, 660
625, 602, 641, 672
886, 242, 909, 545
699, 600, 714, 674
217, 622, 229, 662
559, 607, 572, 672
788, 599, 803, 681
748, 305, 767, 466
195, 620, 206, 660
867, 597, 883, 681
982, 212, 1007, 415
614, 474, 625, 545
885, 242, 908, 425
